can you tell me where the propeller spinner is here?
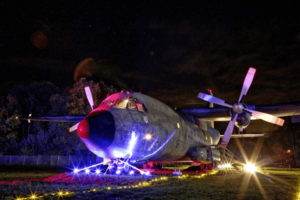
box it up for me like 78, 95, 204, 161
198, 67, 285, 149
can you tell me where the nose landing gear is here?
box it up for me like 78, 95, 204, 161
108, 159, 131, 174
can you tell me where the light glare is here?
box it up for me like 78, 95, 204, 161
245, 163, 257, 173
145, 134, 152, 140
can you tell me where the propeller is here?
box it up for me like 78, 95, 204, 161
198, 67, 285, 149
69, 86, 94, 132
85, 86, 94, 110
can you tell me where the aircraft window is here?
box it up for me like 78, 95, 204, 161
105, 100, 115, 106
127, 101, 137, 110
112, 97, 128, 109
136, 103, 144, 112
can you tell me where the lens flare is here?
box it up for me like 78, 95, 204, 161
245, 163, 257, 173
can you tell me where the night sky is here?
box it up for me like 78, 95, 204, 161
1, 1, 300, 130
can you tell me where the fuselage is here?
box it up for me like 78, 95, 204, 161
76, 91, 220, 162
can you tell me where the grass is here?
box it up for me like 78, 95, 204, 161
0, 167, 300, 199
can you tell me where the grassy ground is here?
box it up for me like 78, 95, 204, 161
0, 167, 299, 200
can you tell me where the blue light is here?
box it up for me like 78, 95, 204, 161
96, 169, 100, 174
129, 170, 134, 175
74, 168, 79, 173
145, 171, 151, 176
85, 169, 90, 174
116, 170, 121, 174
126, 131, 138, 158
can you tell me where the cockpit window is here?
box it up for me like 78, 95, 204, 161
136, 102, 144, 112
100, 92, 147, 112
127, 97, 146, 112
100, 92, 127, 109
127, 101, 137, 110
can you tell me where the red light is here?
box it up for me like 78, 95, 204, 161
126, 91, 130, 95
208, 89, 212, 92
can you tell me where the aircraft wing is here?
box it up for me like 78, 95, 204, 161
179, 103, 300, 121
19, 115, 86, 123
220, 133, 265, 138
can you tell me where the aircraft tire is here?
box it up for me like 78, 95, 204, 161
155, 164, 163, 169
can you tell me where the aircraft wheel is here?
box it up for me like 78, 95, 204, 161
155, 164, 163, 169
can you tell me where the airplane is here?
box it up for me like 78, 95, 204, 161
20, 67, 300, 174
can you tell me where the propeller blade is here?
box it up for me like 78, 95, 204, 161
85, 86, 94, 110
238, 67, 256, 102
69, 122, 79, 132
198, 93, 232, 108
244, 108, 284, 126
220, 114, 238, 149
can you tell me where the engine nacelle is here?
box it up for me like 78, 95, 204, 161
187, 146, 207, 162
230, 102, 251, 130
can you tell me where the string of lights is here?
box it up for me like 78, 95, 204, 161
13, 171, 219, 200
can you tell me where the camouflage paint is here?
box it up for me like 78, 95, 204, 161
80, 91, 221, 163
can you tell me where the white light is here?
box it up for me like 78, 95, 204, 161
224, 163, 231, 168
145, 172, 151, 176
116, 170, 121, 174
85, 169, 90, 174
96, 169, 100, 174
145, 134, 152, 140
74, 168, 79, 173
113, 150, 124, 158
245, 163, 257, 173
129, 170, 134, 175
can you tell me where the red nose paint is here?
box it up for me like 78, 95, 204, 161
77, 119, 89, 138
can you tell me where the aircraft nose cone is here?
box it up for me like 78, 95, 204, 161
77, 119, 89, 138
78, 111, 115, 148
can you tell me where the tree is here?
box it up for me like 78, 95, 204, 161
0, 78, 118, 155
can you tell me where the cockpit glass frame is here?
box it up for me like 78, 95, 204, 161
100, 92, 147, 112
